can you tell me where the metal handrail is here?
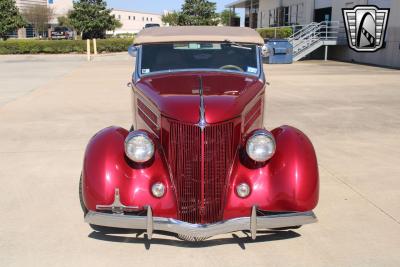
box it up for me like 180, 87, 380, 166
290, 21, 339, 56
288, 23, 319, 42
291, 21, 339, 41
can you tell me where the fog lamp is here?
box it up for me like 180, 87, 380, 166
236, 183, 251, 198
151, 182, 165, 198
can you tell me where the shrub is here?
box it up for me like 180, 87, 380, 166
257, 27, 293, 39
96, 38, 133, 53
0, 38, 133, 54
114, 33, 136, 39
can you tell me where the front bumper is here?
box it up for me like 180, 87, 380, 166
85, 206, 317, 240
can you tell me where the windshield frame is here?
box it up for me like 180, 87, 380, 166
135, 42, 263, 80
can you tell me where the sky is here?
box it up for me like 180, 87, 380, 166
106, 0, 237, 14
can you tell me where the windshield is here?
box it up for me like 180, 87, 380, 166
140, 42, 259, 76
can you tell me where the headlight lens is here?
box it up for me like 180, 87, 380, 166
246, 130, 276, 162
125, 131, 154, 163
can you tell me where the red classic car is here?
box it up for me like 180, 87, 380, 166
80, 26, 319, 241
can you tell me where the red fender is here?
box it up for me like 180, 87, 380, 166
82, 126, 178, 218
223, 125, 319, 220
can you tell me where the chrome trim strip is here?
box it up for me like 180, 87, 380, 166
137, 105, 160, 130
85, 210, 317, 239
197, 76, 207, 130
136, 95, 160, 119
244, 99, 262, 130
244, 111, 261, 132
133, 45, 142, 83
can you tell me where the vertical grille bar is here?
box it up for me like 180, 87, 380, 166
168, 120, 234, 224
204, 122, 234, 223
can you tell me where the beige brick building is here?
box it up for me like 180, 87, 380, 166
110, 9, 163, 35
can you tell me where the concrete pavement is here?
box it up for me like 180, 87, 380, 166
0, 55, 85, 107
0, 55, 399, 266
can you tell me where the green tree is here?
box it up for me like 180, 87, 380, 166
68, 0, 121, 39
219, 9, 238, 26
178, 0, 219, 26
0, 0, 26, 40
161, 11, 179, 26
57, 14, 73, 29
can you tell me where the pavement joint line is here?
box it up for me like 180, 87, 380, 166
319, 164, 400, 225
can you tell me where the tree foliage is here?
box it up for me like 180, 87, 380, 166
0, 0, 26, 40
57, 14, 73, 29
161, 11, 179, 26
219, 9, 238, 26
178, 0, 219, 26
68, 0, 121, 39
23, 4, 53, 38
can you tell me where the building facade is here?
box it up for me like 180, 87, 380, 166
110, 9, 163, 35
48, 0, 73, 25
16, 0, 47, 12
226, 0, 400, 68
15, 0, 73, 38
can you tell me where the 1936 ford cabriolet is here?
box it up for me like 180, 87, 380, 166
80, 26, 319, 241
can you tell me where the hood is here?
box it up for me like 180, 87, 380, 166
135, 72, 265, 124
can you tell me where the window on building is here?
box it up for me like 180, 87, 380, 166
270, 6, 290, 27
269, 9, 274, 27
146, 17, 149, 21
142, 17, 144, 21
150, 18, 153, 21
129, 16, 131, 20
134, 16, 135, 20
283, 6, 289, 26
118, 15, 121, 20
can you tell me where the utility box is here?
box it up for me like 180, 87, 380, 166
265, 39, 293, 64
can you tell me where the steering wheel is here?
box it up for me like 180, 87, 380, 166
219, 65, 244, 72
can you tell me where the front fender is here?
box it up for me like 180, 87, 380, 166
224, 125, 319, 220
82, 126, 178, 218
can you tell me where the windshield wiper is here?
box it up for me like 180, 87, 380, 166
223, 40, 252, 50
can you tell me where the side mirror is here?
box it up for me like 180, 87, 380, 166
261, 44, 269, 57
128, 45, 137, 57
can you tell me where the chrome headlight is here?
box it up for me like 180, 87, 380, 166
246, 130, 276, 162
124, 131, 154, 163
236, 183, 251, 198
151, 182, 166, 198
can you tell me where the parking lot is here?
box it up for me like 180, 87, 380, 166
0, 54, 399, 266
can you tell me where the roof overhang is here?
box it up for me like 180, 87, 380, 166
225, 0, 249, 8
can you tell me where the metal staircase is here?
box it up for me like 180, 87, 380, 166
288, 21, 339, 61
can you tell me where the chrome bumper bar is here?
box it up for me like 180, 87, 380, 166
85, 206, 317, 240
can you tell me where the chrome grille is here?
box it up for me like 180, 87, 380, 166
168, 120, 234, 224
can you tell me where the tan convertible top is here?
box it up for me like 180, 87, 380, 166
134, 26, 264, 45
